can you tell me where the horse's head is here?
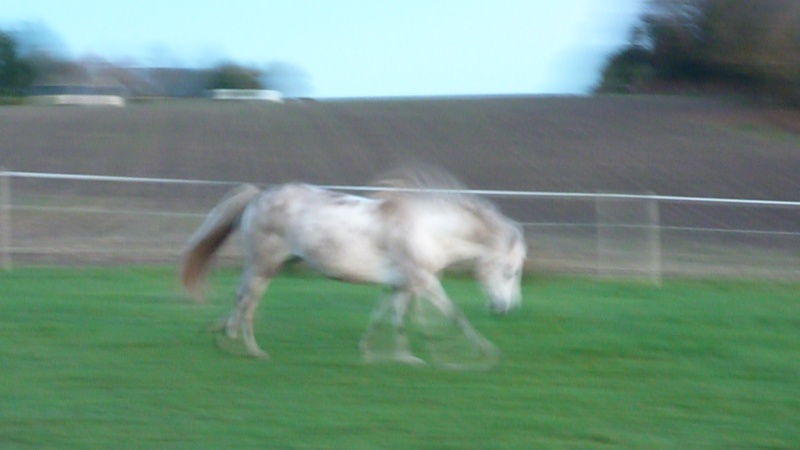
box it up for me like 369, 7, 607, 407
477, 224, 526, 315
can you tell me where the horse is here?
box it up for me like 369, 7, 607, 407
179, 172, 526, 365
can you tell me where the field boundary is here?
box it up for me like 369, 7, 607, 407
4, 170, 800, 206
2, 170, 800, 278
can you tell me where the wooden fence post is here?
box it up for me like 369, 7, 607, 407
595, 192, 661, 285
1, 169, 11, 270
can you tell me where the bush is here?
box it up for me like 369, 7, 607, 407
206, 63, 262, 90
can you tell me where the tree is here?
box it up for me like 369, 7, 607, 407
596, 0, 800, 104
595, 47, 654, 93
641, 0, 708, 80
206, 63, 263, 90
0, 31, 34, 95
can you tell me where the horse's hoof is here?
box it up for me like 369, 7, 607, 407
482, 343, 500, 359
215, 334, 245, 356
362, 351, 426, 366
206, 315, 228, 333
396, 353, 426, 365
246, 347, 270, 359
214, 334, 269, 359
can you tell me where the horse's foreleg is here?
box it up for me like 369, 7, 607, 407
361, 289, 422, 364
420, 277, 497, 358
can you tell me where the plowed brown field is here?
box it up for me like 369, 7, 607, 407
2, 95, 798, 199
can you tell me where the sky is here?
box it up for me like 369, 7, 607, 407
1, 1, 646, 98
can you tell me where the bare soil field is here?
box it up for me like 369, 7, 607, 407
2, 95, 798, 198
2, 95, 799, 274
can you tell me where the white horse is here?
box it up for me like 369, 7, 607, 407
179, 173, 526, 364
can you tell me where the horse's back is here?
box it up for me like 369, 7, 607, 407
238, 182, 517, 285
245, 183, 401, 284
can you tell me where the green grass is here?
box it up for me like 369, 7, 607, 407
1, 267, 799, 449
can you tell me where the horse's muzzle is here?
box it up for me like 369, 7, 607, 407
488, 301, 515, 315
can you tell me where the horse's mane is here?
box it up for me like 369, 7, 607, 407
372, 165, 491, 208
373, 165, 466, 192
372, 165, 511, 238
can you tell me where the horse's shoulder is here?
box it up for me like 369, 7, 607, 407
375, 193, 410, 219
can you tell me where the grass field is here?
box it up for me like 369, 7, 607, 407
2, 267, 799, 449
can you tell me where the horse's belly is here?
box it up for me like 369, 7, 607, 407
311, 249, 401, 285
293, 236, 402, 285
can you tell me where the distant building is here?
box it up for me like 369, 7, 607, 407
209, 89, 284, 103
26, 60, 129, 106
26, 85, 127, 107
24, 63, 290, 104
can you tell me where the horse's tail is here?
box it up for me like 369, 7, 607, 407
179, 184, 261, 296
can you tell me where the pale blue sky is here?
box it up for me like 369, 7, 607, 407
2, 1, 645, 98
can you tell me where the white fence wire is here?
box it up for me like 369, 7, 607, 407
2, 170, 799, 279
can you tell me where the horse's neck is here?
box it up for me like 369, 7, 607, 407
422, 203, 502, 262
460, 201, 506, 247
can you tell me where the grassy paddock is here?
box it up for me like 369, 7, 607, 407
1, 267, 798, 449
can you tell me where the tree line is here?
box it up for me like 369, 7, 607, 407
596, 0, 800, 105
0, 32, 35, 97
0, 29, 309, 100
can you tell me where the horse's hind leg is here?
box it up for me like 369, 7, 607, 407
389, 291, 423, 364
359, 291, 394, 359
226, 268, 271, 358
